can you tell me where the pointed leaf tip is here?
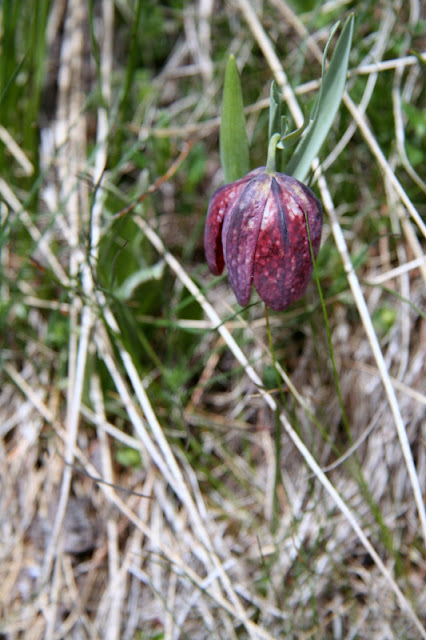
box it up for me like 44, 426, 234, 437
286, 13, 354, 182
220, 55, 250, 183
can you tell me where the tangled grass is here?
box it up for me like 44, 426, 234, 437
0, 0, 425, 638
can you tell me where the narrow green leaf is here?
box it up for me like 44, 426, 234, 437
220, 55, 250, 183
310, 20, 340, 122
286, 14, 354, 182
277, 108, 310, 149
268, 80, 282, 140
322, 21, 341, 75
269, 81, 284, 170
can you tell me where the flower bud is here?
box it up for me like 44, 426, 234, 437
204, 167, 322, 311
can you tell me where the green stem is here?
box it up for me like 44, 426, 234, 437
265, 132, 281, 174
303, 208, 352, 444
264, 303, 283, 532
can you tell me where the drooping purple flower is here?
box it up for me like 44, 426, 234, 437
204, 167, 323, 311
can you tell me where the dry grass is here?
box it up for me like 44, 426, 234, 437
0, 0, 425, 638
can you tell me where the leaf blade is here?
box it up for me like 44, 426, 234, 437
286, 14, 354, 182
220, 55, 250, 183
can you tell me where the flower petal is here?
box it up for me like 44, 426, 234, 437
253, 176, 322, 311
204, 175, 253, 275
223, 173, 271, 306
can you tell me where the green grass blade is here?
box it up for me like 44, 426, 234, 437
287, 14, 354, 182
220, 55, 250, 183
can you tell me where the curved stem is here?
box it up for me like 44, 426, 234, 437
265, 132, 281, 174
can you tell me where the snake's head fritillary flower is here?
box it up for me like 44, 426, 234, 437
204, 167, 323, 311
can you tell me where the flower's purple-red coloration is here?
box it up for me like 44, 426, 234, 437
204, 167, 323, 311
